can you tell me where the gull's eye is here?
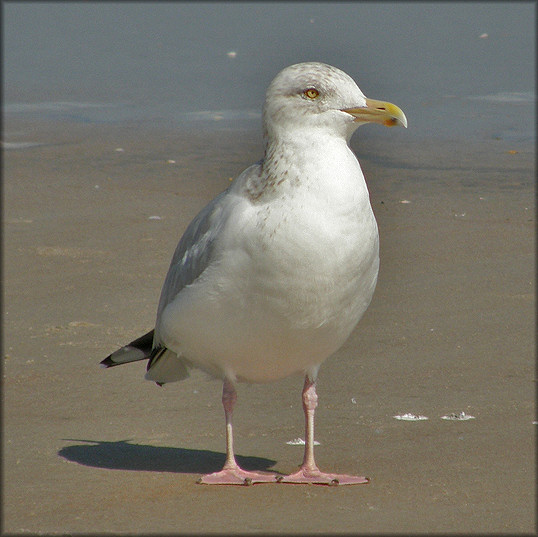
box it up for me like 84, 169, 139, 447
303, 88, 319, 100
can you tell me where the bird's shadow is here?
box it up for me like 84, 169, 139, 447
58, 439, 278, 475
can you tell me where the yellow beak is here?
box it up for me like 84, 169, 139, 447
341, 98, 407, 128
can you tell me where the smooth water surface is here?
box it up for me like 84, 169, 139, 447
3, 2, 535, 142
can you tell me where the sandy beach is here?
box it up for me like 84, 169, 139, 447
3, 118, 535, 533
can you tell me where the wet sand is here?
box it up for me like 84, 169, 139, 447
3, 118, 535, 533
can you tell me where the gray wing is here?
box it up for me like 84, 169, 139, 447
154, 188, 233, 339
155, 162, 261, 327
147, 162, 262, 384
144, 189, 232, 383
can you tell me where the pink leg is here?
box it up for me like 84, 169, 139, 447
197, 379, 277, 485
278, 376, 369, 486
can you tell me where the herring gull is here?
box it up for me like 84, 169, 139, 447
101, 62, 407, 485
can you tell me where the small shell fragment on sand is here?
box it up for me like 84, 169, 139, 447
286, 438, 320, 446
393, 413, 429, 421
441, 412, 475, 421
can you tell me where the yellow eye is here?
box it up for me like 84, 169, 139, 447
304, 88, 319, 99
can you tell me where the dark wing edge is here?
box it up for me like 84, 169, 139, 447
100, 329, 190, 386
100, 330, 155, 368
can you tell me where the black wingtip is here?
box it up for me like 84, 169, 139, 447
100, 330, 155, 369
99, 356, 117, 368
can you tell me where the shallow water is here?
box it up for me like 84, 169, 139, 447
3, 2, 535, 144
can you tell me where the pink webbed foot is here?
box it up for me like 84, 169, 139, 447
277, 466, 369, 486
197, 466, 277, 486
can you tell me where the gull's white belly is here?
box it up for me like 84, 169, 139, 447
159, 194, 379, 382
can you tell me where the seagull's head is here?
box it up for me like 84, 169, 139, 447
263, 62, 407, 142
